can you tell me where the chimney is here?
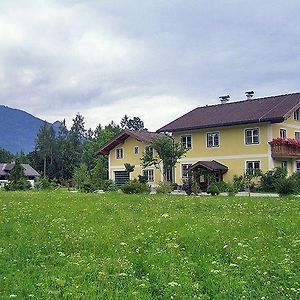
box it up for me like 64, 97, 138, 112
219, 95, 230, 104
245, 91, 254, 100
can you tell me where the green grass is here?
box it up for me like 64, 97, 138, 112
0, 190, 299, 299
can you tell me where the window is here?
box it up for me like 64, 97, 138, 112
166, 168, 173, 182
181, 135, 192, 149
245, 128, 259, 145
134, 146, 139, 155
294, 108, 300, 121
182, 164, 192, 179
296, 161, 300, 172
295, 132, 300, 140
281, 161, 288, 169
280, 129, 287, 139
207, 132, 219, 148
116, 148, 123, 159
143, 169, 154, 182
246, 161, 260, 175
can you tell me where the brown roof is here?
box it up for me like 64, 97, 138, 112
190, 160, 228, 173
96, 129, 159, 155
157, 93, 300, 132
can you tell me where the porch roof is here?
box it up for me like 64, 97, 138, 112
190, 160, 228, 173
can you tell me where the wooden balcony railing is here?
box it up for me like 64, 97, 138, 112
270, 143, 300, 158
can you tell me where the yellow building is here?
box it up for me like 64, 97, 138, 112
98, 93, 300, 189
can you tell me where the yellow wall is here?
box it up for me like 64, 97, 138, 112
109, 136, 162, 185
173, 123, 271, 183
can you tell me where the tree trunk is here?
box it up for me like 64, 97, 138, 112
43, 156, 47, 178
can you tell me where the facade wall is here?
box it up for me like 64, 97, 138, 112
108, 136, 162, 185
173, 123, 271, 183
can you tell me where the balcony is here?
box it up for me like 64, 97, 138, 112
269, 138, 300, 158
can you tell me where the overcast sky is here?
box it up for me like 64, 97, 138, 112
0, 0, 300, 131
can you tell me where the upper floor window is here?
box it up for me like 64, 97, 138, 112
182, 164, 192, 179
245, 128, 259, 145
207, 132, 219, 148
181, 135, 192, 149
134, 146, 139, 155
294, 108, 300, 121
116, 148, 123, 159
280, 129, 287, 139
295, 132, 300, 140
143, 169, 154, 182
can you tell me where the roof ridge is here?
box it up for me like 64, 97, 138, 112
194, 92, 300, 110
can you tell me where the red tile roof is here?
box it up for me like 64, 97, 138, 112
96, 129, 159, 155
157, 93, 300, 132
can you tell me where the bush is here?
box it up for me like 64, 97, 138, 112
35, 177, 51, 190
192, 180, 200, 195
226, 181, 239, 196
233, 175, 245, 192
260, 167, 287, 192
5, 177, 31, 191
276, 177, 297, 196
291, 171, 300, 193
156, 182, 172, 194
182, 179, 192, 195
121, 179, 150, 194
170, 183, 178, 191
207, 183, 220, 196
138, 175, 148, 184
215, 181, 227, 193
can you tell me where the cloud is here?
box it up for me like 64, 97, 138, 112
0, 0, 300, 130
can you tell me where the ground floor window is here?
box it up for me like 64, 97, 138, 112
182, 164, 192, 179
296, 161, 300, 172
166, 168, 173, 182
281, 161, 288, 169
246, 161, 260, 174
143, 169, 154, 182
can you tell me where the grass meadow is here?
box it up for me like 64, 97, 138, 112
0, 190, 299, 299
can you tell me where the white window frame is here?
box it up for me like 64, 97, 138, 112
207, 131, 220, 148
245, 128, 260, 145
181, 135, 192, 150
294, 108, 300, 121
295, 161, 300, 172
295, 132, 300, 140
280, 128, 287, 139
116, 148, 123, 159
181, 164, 192, 179
133, 146, 139, 155
143, 169, 154, 182
245, 160, 261, 174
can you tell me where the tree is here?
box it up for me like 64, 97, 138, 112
244, 168, 262, 196
35, 122, 56, 177
141, 134, 187, 182
0, 147, 13, 162
120, 115, 147, 131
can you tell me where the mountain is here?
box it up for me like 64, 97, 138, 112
0, 105, 61, 154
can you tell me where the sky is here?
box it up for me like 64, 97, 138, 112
0, 0, 300, 131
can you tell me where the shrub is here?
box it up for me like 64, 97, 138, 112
182, 179, 192, 195
260, 167, 287, 192
215, 181, 227, 192
191, 180, 200, 195
156, 182, 172, 194
138, 175, 148, 184
207, 183, 220, 196
5, 177, 31, 191
81, 181, 95, 193
35, 177, 51, 190
170, 183, 179, 191
233, 175, 245, 191
121, 179, 150, 194
226, 182, 239, 196
276, 177, 297, 196
291, 171, 300, 193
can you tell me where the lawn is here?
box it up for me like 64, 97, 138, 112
0, 190, 299, 299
